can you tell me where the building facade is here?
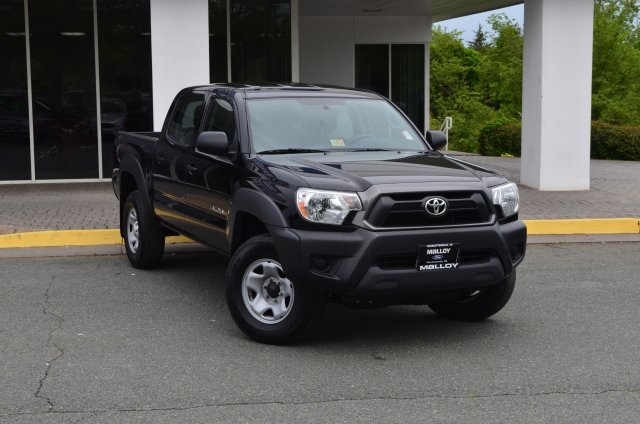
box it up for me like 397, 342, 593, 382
1, 0, 595, 190
0, 0, 429, 183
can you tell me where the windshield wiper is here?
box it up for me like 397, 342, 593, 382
257, 148, 328, 154
346, 148, 398, 152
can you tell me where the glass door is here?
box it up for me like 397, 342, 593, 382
355, 44, 389, 98
355, 43, 425, 132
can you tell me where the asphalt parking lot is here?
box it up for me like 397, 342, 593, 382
1, 242, 639, 423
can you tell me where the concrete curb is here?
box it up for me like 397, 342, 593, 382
0, 218, 639, 250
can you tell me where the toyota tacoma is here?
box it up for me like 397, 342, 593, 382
112, 84, 526, 344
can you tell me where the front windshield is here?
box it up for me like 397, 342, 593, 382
246, 97, 426, 153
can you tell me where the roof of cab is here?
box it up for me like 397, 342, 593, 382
185, 83, 382, 99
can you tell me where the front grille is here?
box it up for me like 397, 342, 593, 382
366, 191, 492, 228
375, 249, 495, 270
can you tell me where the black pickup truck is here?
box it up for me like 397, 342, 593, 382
112, 83, 526, 344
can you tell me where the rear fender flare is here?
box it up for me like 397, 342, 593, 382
117, 154, 153, 237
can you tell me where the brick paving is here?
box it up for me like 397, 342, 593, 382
0, 183, 118, 235
455, 155, 640, 219
0, 156, 638, 235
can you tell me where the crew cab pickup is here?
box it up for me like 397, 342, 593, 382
112, 84, 526, 344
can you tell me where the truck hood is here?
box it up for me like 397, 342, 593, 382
258, 151, 504, 192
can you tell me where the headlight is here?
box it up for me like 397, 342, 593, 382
296, 188, 362, 225
492, 182, 519, 217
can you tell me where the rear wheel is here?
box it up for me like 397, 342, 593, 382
428, 271, 516, 321
226, 234, 325, 344
122, 191, 165, 269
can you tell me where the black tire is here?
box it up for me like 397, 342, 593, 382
428, 271, 516, 321
122, 190, 165, 269
226, 234, 326, 344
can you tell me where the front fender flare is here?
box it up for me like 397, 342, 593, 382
229, 187, 288, 230
229, 188, 303, 274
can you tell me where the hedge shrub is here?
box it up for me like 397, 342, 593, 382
477, 120, 640, 161
591, 122, 640, 160
478, 118, 521, 156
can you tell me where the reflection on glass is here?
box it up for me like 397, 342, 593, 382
392, 44, 425, 131
231, 0, 291, 83
30, 0, 98, 179
209, 0, 228, 82
97, 0, 153, 177
355, 44, 390, 98
0, 0, 31, 180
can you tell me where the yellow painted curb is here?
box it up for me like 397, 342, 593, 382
0, 229, 192, 249
0, 219, 638, 249
523, 218, 640, 235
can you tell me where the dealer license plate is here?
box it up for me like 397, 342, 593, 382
416, 243, 460, 271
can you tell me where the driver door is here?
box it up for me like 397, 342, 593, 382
181, 96, 237, 252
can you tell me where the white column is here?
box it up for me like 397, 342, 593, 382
521, 0, 594, 190
150, 0, 210, 130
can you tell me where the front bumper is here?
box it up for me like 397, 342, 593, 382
269, 220, 526, 296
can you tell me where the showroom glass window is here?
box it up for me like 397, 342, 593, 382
209, 0, 228, 82
29, 0, 99, 179
97, 0, 153, 177
0, 0, 31, 180
210, 0, 292, 83
231, 0, 291, 83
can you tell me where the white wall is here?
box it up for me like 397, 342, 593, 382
354, 16, 431, 44
521, 0, 594, 190
299, 16, 356, 87
299, 15, 431, 87
150, 0, 210, 130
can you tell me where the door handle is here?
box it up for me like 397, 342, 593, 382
186, 164, 197, 175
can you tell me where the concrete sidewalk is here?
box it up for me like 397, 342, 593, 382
0, 155, 638, 250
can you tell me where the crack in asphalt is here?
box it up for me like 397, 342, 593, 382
34, 278, 65, 412
5, 387, 639, 418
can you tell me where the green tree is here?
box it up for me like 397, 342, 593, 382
430, 27, 499, 152
469, 24, 489, 51
592, 0, 640, 125
477, 14, 523, 119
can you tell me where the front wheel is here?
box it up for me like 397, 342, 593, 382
428, 271, 516, 321
122, 190, 165, 269
226, 235, 325, 344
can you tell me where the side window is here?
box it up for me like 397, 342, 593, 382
203, 98, 236, 142
166, 95, 205, 146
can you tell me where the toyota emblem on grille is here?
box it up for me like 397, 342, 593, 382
424, 197, 448, 216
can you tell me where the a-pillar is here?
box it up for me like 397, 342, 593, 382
150, 0, 210, 130
521, 0, 594, 190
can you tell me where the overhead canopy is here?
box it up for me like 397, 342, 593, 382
298, 0, 523, 21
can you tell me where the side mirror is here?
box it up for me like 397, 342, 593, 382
425, 130, 447, 151
195, 131, 229, 156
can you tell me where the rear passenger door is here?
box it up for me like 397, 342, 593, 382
152, 94, 205, 232
182, 96, 237, 252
